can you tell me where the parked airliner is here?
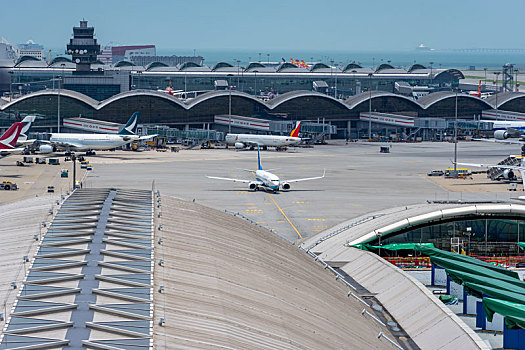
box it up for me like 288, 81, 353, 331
39, 112, 155, 154
225, 122, 303, 149
207, 146, 324, 193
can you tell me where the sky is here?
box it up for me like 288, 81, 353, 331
1, 0, 525, 53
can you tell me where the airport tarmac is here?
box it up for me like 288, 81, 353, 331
0, 141, 520, 242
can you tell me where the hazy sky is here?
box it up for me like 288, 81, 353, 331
2, 0, 525, 52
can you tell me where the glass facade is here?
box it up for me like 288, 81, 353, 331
369, 217, 525, 257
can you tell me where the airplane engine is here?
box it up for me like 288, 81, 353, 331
39, 144, 54, 154
249, 182, 258, 191
235, 142, 246, 149
281, 182, 291, 191
494, 130, 509, 140
503, 169, 515, 180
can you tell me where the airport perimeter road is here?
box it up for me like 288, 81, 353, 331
77, 141, 517, 242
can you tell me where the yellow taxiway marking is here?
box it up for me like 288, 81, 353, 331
277, 220, 285, 223
346, 203, 362, 207
296, 210, 306, 212
264, 203, 272, 205
267, 193, 302, 239
247, 206, 258, 209
256, 221, 265, 224
292, 201, 308, 204
313, 225, 329, 228
308, 218, 326, 221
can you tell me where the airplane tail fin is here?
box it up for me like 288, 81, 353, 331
118, 112, 140, 135
257, 145, 263, 170
290, 121, 301, 137
20, 115, 36, 137
0, 122, 23, 149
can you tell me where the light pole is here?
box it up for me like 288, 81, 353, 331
228, 76, 232, 134
334, 62, 338, 99
266, 53, 270, 63
494, 72, 500, 119
368, 73, 373, 141
254, 70, 258, 97
258, 53, 261, 62
235, 59, 240, 90
429, 61, 434, 86
454, 89, 458, 174
484, 68, 487, 86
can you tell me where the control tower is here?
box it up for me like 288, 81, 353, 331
66, 20, 100, 72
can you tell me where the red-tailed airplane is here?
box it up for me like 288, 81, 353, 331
0, 122, 25, 158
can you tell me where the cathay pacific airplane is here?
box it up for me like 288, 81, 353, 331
16, 115, 37, 146
225, 121, 304, 149
0, 122, 25, 158
39, 112, 155, 154
207, 146, 325, 193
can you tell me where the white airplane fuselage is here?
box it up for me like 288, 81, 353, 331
50, 133, 139, 151
255, 169, 280, 191
225, 134, 301, 147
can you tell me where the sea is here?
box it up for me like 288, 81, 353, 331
157, 49, 525, 70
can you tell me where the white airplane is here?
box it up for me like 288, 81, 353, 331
456, 159, 525, 189
225, 122, 303, 149
39, 112, 155, 155
206, 146, 325, 193
0, 122, 25, 158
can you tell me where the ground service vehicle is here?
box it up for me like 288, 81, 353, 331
428, 170, 444, 176
444, 168, 471, 178
61, 169, 69, 178
0, 181, 18, 190
48, 158, 60, 165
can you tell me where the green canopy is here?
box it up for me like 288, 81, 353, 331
431, 256, 524, 288
518, 242, 525, 250
350, 242, 434, 251
417, 246, 519, 279
348, 243, 371, 251
445, 268, 525, 296
463, 282, 525, 305
483, 297, 525, 329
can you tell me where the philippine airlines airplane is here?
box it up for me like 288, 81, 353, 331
225, 122, 303, 149
39, 112, 153, 154
207, 146, 325, 193
0, 122, 25, 158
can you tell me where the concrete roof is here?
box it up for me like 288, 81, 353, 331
153, 196, 399, 349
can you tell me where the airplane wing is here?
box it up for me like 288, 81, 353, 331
138, 134, 158, 141
0, 147, 25, 157
206, 176, 259, 184
473, 138, 525, 145
284, 169, 326, 183
456, 162, 525, 170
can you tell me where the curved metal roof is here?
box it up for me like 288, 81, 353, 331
485, 92, 525, 108
178, 61, 202, 71
98, 89, 187, 110
211, 62, 234, 71
342, 63, 362, 72
344, 91, 422, 109
145, 62, 169, 71
309, 63, 331, 72
433, 68, 465, 80
276, 62, 298, 72
417, 91, 491, 109
244, 62, 266, 71
0, 89, 99, 110
114, 60, 135, 68
407, 64, 426, 72
185, 90, 267, 109
266, 90, 349, 109
48, 57, 72, 66
14, 56, 47, 68
374, 63, 394, 72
